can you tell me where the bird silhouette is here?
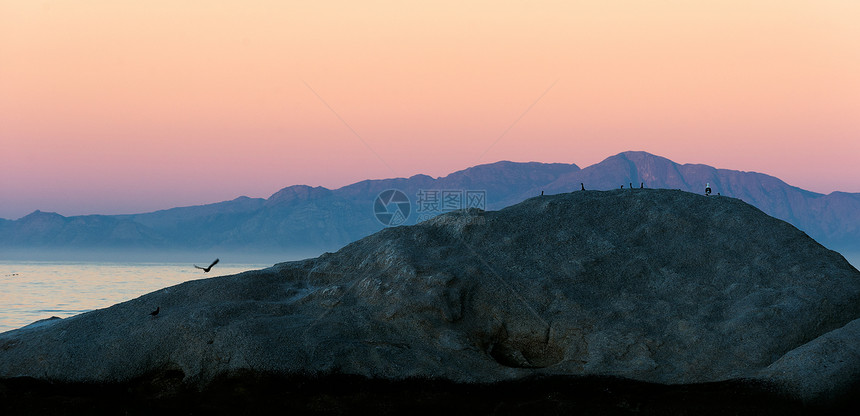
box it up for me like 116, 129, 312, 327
150, 307, 160, 317
581, 183, 585, 191
195, 258, 219, 272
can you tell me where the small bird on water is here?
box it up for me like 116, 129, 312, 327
150, 307, 160, 317
194, 258, 220, 273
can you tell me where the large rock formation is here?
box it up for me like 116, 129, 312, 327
1, 189, 859, 403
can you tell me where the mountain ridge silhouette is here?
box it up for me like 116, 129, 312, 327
1, 151, 857, 254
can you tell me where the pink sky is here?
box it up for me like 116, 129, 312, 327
1, 1, 858, 219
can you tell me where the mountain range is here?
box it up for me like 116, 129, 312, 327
1, 151, 858, 258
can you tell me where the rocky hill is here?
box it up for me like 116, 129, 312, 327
528, 151, 860, 251
2, 189, 858, 405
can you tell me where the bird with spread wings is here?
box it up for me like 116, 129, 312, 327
194, 258, 219, 272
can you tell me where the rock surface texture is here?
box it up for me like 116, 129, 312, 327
1, 189, 858, 402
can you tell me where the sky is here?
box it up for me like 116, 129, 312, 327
1, 0, 858, 220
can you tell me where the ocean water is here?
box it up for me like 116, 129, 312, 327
845, 252, 860, 271
0, 261, 271, 333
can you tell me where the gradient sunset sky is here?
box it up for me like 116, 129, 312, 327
1, 1, 858, 219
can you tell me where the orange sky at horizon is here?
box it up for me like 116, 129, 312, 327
1, 1, 858, 219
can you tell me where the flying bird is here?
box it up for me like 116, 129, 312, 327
150, 307, 160, 317
195, 258, 220, 273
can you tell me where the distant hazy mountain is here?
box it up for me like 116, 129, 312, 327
1, 152, 857, 257
522, 152, 860, 251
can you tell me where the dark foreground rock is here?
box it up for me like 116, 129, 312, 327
1, 189, 859, 410
2, 372, 846, 416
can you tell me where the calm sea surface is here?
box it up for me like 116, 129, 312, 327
0, 261, 272, 333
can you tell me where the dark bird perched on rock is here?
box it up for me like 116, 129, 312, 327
640, 182, 643, 189
149, 307, 160, 317
581, 183, 585, 191
630, 182, 633, 189
540, 191, 544, 196
621, 185, 624, 189
195, 258, 219, 273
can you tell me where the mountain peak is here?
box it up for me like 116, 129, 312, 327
448, 160, 579, 176
606, 150, 677, 166
441, 160, 580, 186
20, 210, 65, 221
267, 185, 333, 205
